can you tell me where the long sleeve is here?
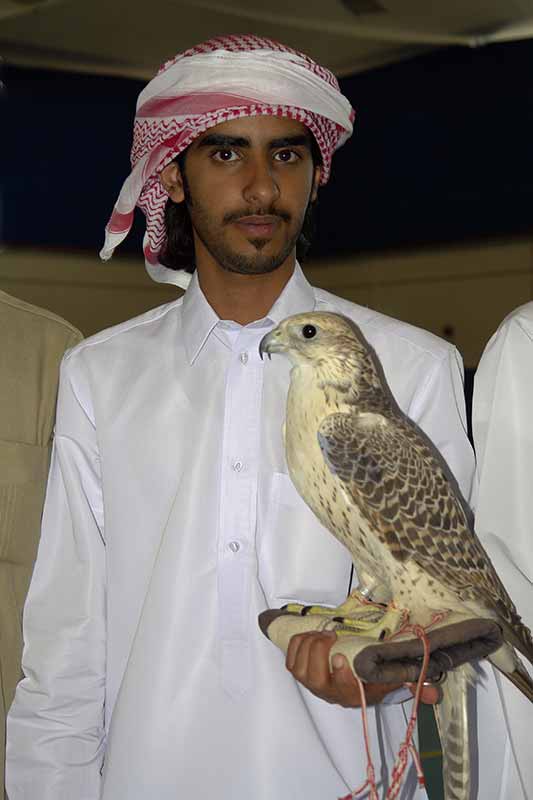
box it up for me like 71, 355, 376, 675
471, 306, 533, 796
6, 350, 106, 800
473, 310, 533, 593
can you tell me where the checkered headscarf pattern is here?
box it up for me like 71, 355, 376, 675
101, 35, 355, 288
158, 34, 340, 95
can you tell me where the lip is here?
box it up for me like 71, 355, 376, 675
234, 216, 280, 237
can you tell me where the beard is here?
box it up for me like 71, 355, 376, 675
184, 181, 308, 276
193, 224, 300, 276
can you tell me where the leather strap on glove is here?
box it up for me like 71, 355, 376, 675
258, 596, 503, 684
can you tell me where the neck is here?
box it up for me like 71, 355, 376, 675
195, 252, 296, 326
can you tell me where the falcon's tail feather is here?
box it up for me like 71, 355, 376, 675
494, 659, 533, 703
434, 663, 476, 800
489, 641, 533, 703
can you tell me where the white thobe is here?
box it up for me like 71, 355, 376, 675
472, 302, 533, 800
7, 265, 477, 800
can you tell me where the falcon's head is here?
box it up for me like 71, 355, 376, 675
259, 312, 383, 393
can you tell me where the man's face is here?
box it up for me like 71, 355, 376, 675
163, 116, 321, 276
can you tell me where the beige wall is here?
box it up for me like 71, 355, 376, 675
2, 238, 533, 367
0, 248, 181, 338
306, 240, 533, 367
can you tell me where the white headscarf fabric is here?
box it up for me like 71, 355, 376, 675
100, 35, 355, 289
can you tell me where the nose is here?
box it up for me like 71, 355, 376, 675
243, 155, 280, 207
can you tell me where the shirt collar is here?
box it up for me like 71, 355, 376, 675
265, 261, 316, 325
181, 271, 220, 364
181, 262, 316, 364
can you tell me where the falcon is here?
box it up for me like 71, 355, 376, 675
259, 311, 533, 800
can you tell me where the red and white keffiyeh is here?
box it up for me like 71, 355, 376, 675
100, 35, 355, 289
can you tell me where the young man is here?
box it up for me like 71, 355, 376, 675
7, 37, 475, 799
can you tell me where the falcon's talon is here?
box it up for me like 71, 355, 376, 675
318, 619, 338, 632
288, 603, 339, 617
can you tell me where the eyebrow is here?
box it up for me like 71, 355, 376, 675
197, 134, 311, 150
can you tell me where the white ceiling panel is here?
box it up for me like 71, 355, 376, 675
0, 0, 532, 78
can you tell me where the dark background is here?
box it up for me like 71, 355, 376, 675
3, 38, 533, 259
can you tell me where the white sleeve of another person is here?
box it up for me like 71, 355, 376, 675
6, 349, 106, 800
472, 305, 533, 799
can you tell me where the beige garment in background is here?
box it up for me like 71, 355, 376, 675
0, 289, 82, 795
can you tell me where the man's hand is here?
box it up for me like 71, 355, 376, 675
286, 630, 440, 707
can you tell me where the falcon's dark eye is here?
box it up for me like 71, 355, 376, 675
302, 324, 317, 339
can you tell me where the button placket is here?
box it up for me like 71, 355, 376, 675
217, 328, 266, 696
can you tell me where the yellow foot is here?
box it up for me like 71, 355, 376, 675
333, 590, 386, 617
281, 594, 406, 638
284, 589, 383, 619
334, 602, 407, 642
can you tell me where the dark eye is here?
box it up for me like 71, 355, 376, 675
302, 324, 317, 339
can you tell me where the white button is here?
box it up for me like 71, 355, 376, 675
232, 460, 243, 472
239, 351, 249, 365
228, 541, 241, 553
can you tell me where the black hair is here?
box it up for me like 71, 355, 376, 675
159, 135, 322, 274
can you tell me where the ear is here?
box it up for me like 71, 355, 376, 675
310, 164, 321, 203
160, 162, 186, 203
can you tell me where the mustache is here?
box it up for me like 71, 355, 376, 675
223, 207, 291, 224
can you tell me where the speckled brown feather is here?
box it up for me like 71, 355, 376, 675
315, 321, 533, 664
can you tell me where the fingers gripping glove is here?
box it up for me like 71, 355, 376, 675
258, 592, 503, 684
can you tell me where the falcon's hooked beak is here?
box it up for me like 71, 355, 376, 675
259, 327, 286, 361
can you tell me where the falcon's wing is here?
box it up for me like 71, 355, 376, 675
317, 410, 520, 628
